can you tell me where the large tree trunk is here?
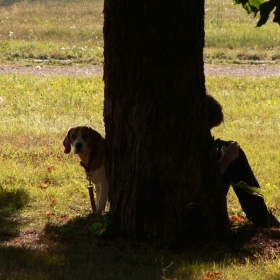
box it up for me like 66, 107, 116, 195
103, 0, 231, 245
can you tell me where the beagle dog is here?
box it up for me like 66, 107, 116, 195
63, 126, 109, 213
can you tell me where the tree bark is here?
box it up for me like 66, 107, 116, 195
103, 0, 231, 245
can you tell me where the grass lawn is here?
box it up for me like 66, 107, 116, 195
1, 74, 280, 280
1, 0, 280, 279
0, 0, 279, 66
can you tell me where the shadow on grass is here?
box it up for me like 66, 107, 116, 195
0, 212, 162, 279
41, 214, 280, 279
41, 213, 165, 280
0, 186, 29, 241
2, 210, 280, 279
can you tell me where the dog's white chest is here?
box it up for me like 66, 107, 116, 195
86, 165, 107, 185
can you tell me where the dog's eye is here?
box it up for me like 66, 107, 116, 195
82, 135, 88, 140
71, 134, 76, 140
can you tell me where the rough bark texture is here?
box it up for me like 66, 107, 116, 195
103, 0, 231, 245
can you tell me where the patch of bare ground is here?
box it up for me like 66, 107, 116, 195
231, 226, 280, 258
0, 64, 280, 76
205, 65, 280, 76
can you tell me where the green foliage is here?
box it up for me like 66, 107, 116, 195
232, 0, 280, 27
230, 181, 268, 196
232, 0, 264, 13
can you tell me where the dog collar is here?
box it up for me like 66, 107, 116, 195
80, 150, 97, 173
80, 161, 90, 172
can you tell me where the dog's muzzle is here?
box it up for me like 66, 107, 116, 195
74, 142, 83, 153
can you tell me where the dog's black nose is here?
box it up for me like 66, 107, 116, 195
75, 142, 82, 150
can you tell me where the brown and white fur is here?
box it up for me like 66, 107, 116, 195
63, 126, 109, 213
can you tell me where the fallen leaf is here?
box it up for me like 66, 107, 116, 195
38, 182, 48, 189
38, 178, 51, 188
203, 271, 222, 279
47, 166, 57, 173
46, 211, 55, 217
60, 214, 68, 220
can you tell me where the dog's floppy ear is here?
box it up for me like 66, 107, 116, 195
63, 127, 73, 154
88, 127, 103, 153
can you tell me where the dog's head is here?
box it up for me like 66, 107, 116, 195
63, 126, 103, 155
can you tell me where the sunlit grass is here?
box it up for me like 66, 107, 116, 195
0, 40, 103, 65
0, 73, 104, 231
205, 0, 280, 64
0, 0, 279, 65
0, 74, 104, 134
0, 0, 103, 43
0, 0, 104, 65
172, 257, 280, 280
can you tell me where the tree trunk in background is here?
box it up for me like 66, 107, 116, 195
103, 0, 231, 245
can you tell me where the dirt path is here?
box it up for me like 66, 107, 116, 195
0, 65, 103, 76
205, 65, 280, 76
1, 64, 280, 76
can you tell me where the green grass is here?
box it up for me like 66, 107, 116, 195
0, 0, 279, 65
205, 0, 280, 65
0, 74, 104, 230
0, 0, 104, 65
1, 73, 280, 279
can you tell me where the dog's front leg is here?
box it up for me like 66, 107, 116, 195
97, 181, 109, 213
95, 183, 101, 211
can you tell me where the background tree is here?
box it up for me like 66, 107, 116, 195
103, 1, 231, 245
